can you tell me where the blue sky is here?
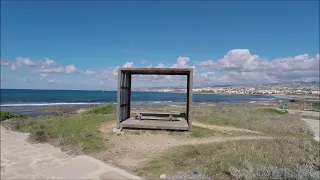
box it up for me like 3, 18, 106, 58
1, 1, 319, 90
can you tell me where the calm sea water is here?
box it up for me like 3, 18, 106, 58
0, 89, 289, 107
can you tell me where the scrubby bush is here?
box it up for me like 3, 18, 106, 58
2, 118, 27, 130
29, 129, 48, 142
264, 108, 288, 115
0, 112, 28, 121
86, 104, 115, 114
312, 103, 320, 111
228, 160, 320, 180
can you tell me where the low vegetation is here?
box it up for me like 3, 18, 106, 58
2, 104, 319, 180
312, 103, 320, 111
136, 138, 320, 179
192, 104, 313, 137
263, 108, 288, 115
3, 105, 116, 154
302, 115, 320, 120
85, 104, 115, 114
0, 112, 28, 121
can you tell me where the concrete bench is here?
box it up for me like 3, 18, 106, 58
135, 112, 186, 121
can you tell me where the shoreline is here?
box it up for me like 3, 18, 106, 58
0, 102, 286, 118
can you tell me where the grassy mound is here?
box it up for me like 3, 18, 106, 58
5, 114, 114, 154
0, 112, 28, 121
86, 104, 115, 114
136, 138, 320, 180
4, 105, 117, 154
263, 108, 288, 115
193, 104, 313, 137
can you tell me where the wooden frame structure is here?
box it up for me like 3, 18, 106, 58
116, 68, 193, 131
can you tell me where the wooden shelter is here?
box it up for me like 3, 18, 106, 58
116, 68, 193, 131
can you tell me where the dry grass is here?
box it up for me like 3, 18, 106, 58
192, 104, 314, 137
3, 104, 318, 180
302, 115, 320, 120
136, 138, 320, 180
3, 106, 116, 154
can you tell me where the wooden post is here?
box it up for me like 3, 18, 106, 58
128, 74, 132, 119
187, 69, 193, 130
116, 69, 122, 129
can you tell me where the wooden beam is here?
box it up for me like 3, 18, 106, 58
187, 70, 193, 130
120, 118, 188, 130
116, 70, 122, 129
128, 74, 132, 119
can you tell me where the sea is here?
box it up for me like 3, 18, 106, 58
1, 89, 289, 107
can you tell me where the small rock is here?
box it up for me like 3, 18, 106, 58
160, 174, 167, 179
112, 128, 123, 135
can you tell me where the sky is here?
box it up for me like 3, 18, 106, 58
1, 1, 319, 90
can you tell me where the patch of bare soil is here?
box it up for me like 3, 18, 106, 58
76, 108, 89, 114
95, 122, 271, 171
96, 123, 183, 169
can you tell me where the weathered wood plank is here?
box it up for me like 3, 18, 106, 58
119, 68, 192, 75
135, 112, 186, 117
120, 118, 188, 130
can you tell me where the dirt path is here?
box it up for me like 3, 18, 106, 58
192, 121, 262, 134
98, 122, 271, 170
301, 118, 320, 142
0, 126, 143, 180
178, 135, 274, 145
282, 109, 320, 142
285, 109, 319, 117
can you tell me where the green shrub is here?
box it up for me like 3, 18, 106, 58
264, 108, 288, 115
0, 112, 28, 121
86, 104, 115, 114
312, 103, 320, 111
5, 113, 115, 154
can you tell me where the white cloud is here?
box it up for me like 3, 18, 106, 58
16, 57, 37, 66
195, 49, 269, 71
44, 58, 56, 65
100, 61, 134, 79
123, 61, 134, 68
171, 56, 191, 68
39, 66, 64, 73
155, 63, 165, 68
10, 56, 81, 75
0, 60, 9, 66
195, 49, 319, 73
65, 64, 77, 74
83, 70, 96, 75
10, 63, 17, 71
195, 60, 215, 67
194, 49, 319, 84
113, 66, 119, 76
269, 54, 319, 71
200, 72, 215, 79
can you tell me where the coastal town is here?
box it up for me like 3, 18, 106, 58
137, 81, 320, 95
